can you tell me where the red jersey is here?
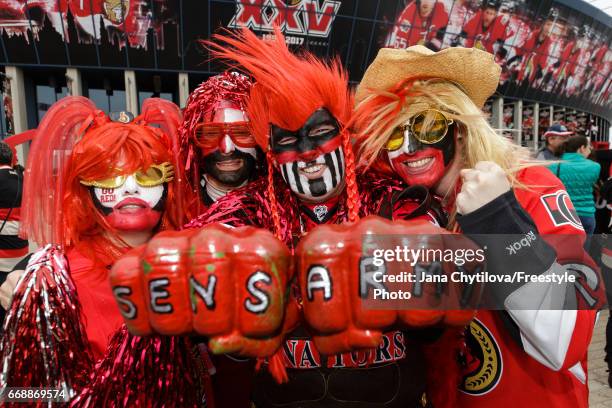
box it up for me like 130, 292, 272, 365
556, 40, 579, 78
67, 247, 124, 358
592, 44, 608, 68
457, 166, 603, 408
574, 48, 592, 79
518, 29, 553, 82
386, 1, 449, 49
591, 46, 611, 89
462, 11, 508, 53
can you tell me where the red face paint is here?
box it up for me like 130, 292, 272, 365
387, 124, 456, 188
273, 134, 343, 165
390, 147, 447, 188
104, 197, 161, 232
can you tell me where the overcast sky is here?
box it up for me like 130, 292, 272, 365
585, 0, 612, 16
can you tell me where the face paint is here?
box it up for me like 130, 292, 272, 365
91, 174, 166, 232
212, 107, 254, 154
197, 108, 257, 157
271, 108, 345, 202
212, 106, 246, 123
196, 104, 258, 190
387, 124, 456, 188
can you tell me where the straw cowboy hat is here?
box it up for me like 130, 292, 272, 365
355, 45, 501, 108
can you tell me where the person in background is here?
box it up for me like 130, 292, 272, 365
515, 15, 555, 86
536, 123, 573, 160
550, 135, 600, 240
0, 142, 28, 276
385, 0, 449, 50
460, 0, 508, 55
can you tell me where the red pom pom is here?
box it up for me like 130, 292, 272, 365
0, 245, 95, 402
71, 327, 205, 407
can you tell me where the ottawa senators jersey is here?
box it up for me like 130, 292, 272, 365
385, 1, 449, 49
457, 166, 603, 408
461, 11, 509, 53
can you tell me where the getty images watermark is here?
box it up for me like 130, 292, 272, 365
358, 233, 606, 310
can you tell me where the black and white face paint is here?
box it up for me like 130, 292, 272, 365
271, 109, 346, 203
279, 146, 345, 202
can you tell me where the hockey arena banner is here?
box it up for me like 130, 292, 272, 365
0, 0, 609, 118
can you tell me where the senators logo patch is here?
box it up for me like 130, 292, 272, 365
540, 190, 583, 230
460, 319, 502, 396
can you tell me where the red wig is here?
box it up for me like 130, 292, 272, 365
205, 28, 360, 231
205, 27, 353, 149
21, 96, 185, 262
179, 71, 253, 216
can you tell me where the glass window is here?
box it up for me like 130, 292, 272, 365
88, 89, 127, 114
135, 72, 177, 113
82, 70, 126, 114
35, 85, 68, 123
138, 91, 174, 111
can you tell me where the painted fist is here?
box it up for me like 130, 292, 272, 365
110, 224, 293, 357
297, 216, 482, 355
456, 161, 511, 215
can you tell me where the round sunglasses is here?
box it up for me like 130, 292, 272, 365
385, 109, 455, 151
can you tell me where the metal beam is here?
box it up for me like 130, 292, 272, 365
533, 102, 539, 153
124, 70, 138, 114
491, 97, 504, 131
66, 68, 82, 96
5, 66, 29, 165
514, 100, 523, 146
178, 73, 189, 109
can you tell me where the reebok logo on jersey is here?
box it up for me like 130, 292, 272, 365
506, 230, 537, 255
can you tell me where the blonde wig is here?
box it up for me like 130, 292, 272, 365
354, 79, 538, 189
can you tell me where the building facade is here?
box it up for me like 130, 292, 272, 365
0, 0, 610, 163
